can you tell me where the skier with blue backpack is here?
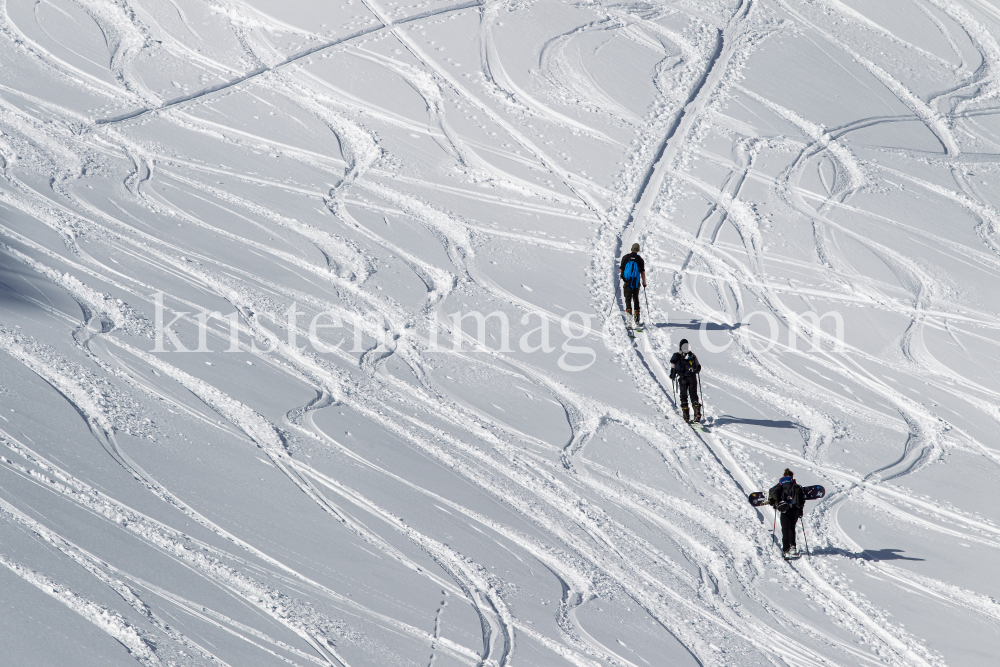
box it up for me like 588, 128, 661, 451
620, 243, 646, 326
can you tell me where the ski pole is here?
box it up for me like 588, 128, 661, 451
643, 283, 650, 319
611, 274, 622, 321
801, 518, 810, 556
698, 372, 705, 407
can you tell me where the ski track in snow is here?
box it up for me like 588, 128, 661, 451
1, 0, 999, 665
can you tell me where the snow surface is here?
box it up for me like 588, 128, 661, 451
1, 0, 999, 664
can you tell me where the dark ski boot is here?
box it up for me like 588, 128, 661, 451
693, 403, 702, 423
682, 406, 690, 422
634, 309, 641, 325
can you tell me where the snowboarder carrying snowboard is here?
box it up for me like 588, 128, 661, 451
670, 339, 701, 422
768, 468, 805, 558
620, 243, 646, 325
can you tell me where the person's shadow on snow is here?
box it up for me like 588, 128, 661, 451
654, 320, 743, 331
712, 416, 797, 429
811, 547, 924, 562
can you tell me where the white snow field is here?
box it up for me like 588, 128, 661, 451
2, 0, 1000, 664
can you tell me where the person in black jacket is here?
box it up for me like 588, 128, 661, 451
768, 468, 805, 558
669, 339, 701, 422
620, 243, 646, 325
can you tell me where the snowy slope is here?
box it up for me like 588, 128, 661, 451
1, 0, 999, 664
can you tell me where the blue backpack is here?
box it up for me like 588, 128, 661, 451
623, 259, 641, 289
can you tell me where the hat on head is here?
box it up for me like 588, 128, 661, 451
679, 338, 689, 350
631, 243, 640, 252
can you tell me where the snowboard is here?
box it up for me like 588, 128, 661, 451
748, 485, 825, 507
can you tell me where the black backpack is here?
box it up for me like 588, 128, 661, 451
678, 352, 697, 376
768, 481, 802, 513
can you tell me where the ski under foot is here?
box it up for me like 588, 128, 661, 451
622, 312, 636, 338
676, 411, 708, 431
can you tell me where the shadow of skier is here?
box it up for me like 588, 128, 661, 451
810, 547, 924, 562
712, 416, 797, 429
654, 320, 744, 331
